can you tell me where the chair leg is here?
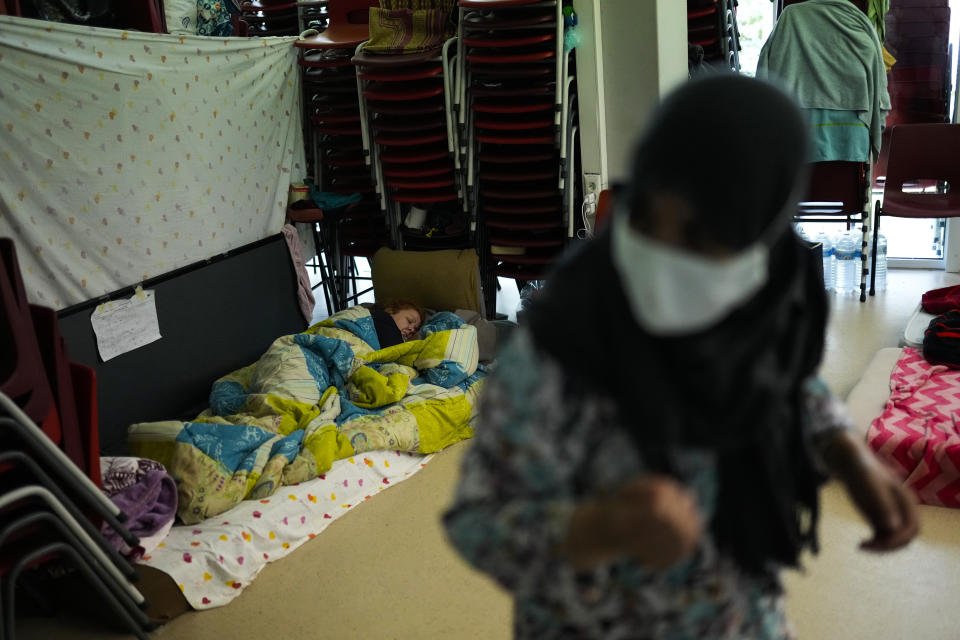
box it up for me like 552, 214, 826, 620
310, 222, 333, 317
870, 204, 880, 296
859, 214, 868, 302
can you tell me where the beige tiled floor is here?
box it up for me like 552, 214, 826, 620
19, 268, 960, 640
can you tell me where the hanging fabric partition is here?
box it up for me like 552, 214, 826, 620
0, 16, 305, 309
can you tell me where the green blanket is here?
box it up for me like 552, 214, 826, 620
756, 0, 890, 161
129, 307, 486, 524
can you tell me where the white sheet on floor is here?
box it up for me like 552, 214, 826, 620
904, 305, 935, 349
139, 450, 432, 609
0, 16, 305, 309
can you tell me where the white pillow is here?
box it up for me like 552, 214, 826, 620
164, 0, 197, 35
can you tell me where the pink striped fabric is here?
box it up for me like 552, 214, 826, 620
868, 347, 960, 508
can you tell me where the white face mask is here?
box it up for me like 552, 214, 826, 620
611, 211, 770, 336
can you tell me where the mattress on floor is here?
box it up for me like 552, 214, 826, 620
138, 449, 434, 610
903, 305, 935, 349
864, 348, 960, 508
845, 347, 903, 441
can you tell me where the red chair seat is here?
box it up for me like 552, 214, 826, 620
462, 10, 555, 29
460, 0, 549, 7
481, 184, 558, 199
365, 100, 445, 116
471, 85, 554, 98
387, 177, 455, 190
473, 98, 553, 113
383, 162, 452, 178
312, 113, 361, 124
475, 115, 555, 130
364, 85, 445, 102
372, 117, 447, 133
467, 49, 555, 64
687, 5, 718, 20
469, 65, 554, 79
478, 131, 554, 144
489, 232, 563, 248
479, 147, 556, 164
352, 49, 442, 68
374, 131, 447, 147
485, 215, 562, 230
315, 124, 363, 136
483, 201, 560, 215
462, 33, 555, 47
358, 65, 443, 82
380, 147, 449, 164
480, 168, 556, 182
391, 191, 459, 203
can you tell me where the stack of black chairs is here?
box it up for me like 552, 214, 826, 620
0, 238, 151, 639
456, 0, 578, 316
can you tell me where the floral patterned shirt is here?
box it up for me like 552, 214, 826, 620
443, 328, 852, 639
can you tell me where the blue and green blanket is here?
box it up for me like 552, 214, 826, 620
129, 307, 486, 524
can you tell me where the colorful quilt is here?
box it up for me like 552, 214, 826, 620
129, 307, 485, 524
867, 348, 960, 508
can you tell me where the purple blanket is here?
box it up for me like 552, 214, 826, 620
100, 457, 178, 559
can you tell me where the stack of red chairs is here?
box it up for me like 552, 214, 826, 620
354, 33, 468, 252
687, 0, 740, 71
294, 0, 385, 311
1, 239, 151, 637
883, 0, 951, 126
456, 0, 577, 316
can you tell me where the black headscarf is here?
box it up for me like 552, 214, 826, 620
528, 75, 829, 574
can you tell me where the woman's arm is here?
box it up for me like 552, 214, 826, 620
805, 378, 919, 551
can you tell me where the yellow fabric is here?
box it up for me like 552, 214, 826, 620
882, 45, 896, 73
350, 367, 410, 408
408, 396, 474, 453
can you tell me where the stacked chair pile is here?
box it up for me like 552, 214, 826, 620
293, 0, 386, 313
354, 1, 469, 252
456, 0, 578, 314
292, 0, 585, 318
883, 0, 951, 126
686, 0, 741, 72
0, 238, 151, 639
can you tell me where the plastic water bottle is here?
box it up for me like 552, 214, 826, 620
874, 233, 888, 292
816, 231, 835, 291
834, 230, 862, 295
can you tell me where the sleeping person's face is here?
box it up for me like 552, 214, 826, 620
390, 309, 421, 340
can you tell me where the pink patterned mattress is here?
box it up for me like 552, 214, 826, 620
868, 348, 960, 508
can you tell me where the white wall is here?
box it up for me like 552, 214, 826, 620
575, 0, 687, 188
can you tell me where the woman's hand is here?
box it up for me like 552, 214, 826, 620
559, 475, 703, 570
818, 430, 920, 551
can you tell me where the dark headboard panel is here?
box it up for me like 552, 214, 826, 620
57, 234, 307, 455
